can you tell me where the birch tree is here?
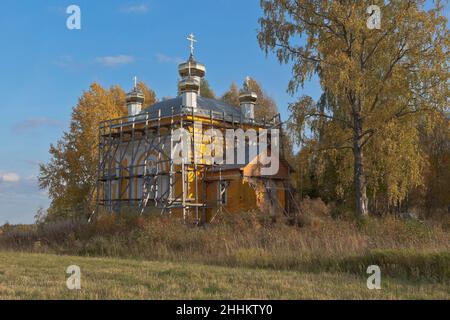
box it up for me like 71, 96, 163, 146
259, 0, 449, 217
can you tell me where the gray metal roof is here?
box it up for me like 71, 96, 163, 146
141, 96, 243, 120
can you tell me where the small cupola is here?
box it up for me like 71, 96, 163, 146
239, 76, 257, 122
178, 55, 206, 81
178, 75, 200, 109
126, 77, 145, 116
178, 33, 206, 110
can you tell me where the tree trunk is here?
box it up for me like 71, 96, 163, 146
352, 108, 369, 218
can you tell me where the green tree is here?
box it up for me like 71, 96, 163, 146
200, 79, 216, 99
221, 77, 279, 121
39, 82, 156, 220
221, 82, 240, 107
138, 82, 157, 109
259, 0, 449, 217
420, 114, 450, 215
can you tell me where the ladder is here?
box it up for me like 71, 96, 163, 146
140, 162, 156, 214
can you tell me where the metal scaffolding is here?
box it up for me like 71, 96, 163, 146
95, 104, 290, 224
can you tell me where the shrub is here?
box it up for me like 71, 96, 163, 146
0, 210, 448, 283
335, 250, 450, 282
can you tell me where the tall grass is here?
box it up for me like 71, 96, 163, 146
1, 199, 449, 282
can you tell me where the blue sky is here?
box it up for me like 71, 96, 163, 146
0, 0, 322, 224
0, 1, 445, 224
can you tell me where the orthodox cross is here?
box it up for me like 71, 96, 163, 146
244, 76, 251, 90
187, 33, 197, 56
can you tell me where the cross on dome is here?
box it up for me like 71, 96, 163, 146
245, 76, 251, 88
187, 33, 197, 56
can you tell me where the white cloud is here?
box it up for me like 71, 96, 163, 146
13, 117, 65, 134
0, 172, 20, 183
0, 174, 41, 197
0, 174, 49, 225
121, 4, 149, 14
95, 55, 135, 67
54, 55, 74, 68
156, 53, 183, 64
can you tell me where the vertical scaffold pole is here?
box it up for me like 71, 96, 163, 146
181, 114, 186, 222
107, 120, 113, 212
156, 108, 161, 208
168, 106, 175, 216
192, 107, 199, 225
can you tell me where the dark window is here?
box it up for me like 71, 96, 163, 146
218, 181, 228, 205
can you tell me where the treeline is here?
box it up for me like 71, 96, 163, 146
258, 0, 449, 218
288, 95, 449, 218
39, 1, 449, 221
39, 76, 448, 223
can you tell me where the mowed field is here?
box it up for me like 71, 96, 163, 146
0, 251, 448, 299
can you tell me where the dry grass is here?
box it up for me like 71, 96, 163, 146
0, 251, 448, 300
1, 200, 449, 284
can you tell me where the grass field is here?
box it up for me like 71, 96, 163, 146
0, 251, 448, 299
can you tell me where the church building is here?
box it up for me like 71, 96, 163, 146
96, 34, 296, 224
